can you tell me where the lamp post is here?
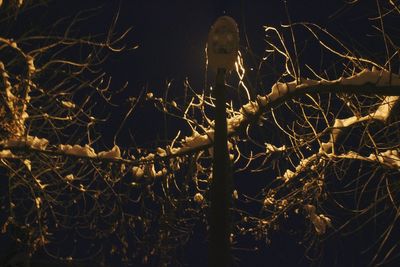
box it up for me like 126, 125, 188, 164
207, 16, 239, 267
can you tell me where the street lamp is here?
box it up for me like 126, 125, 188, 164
207, 16, 239, 267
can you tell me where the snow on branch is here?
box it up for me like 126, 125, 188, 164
276, 147, 399, 190
180, 129, 214, 152
336, 150, 400, 169
58, 144, 97, 158
0, 135, 125, 162
0, 150, 15, 158
1, 135, 49, 150
98, 145, 121, 159
258, 68, 400, 108
304, 204, 331, 235
57, 144, 123, 160
320, 95, 399, 153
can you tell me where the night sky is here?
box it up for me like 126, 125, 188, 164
1, 0, 395, 266
98, 0, 381, 91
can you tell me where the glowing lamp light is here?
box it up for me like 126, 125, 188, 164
207, 16, 239, 71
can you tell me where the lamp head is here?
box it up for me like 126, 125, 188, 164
207, 16, 239, 71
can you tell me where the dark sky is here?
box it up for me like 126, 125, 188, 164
10, 0, 383, 101
111, 0, 379, 86
50, 0, 379, 93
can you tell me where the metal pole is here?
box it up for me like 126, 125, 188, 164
209, 67, 232, 267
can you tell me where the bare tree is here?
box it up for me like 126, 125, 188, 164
0, 1, 139, 266
1, 1, 399, 266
